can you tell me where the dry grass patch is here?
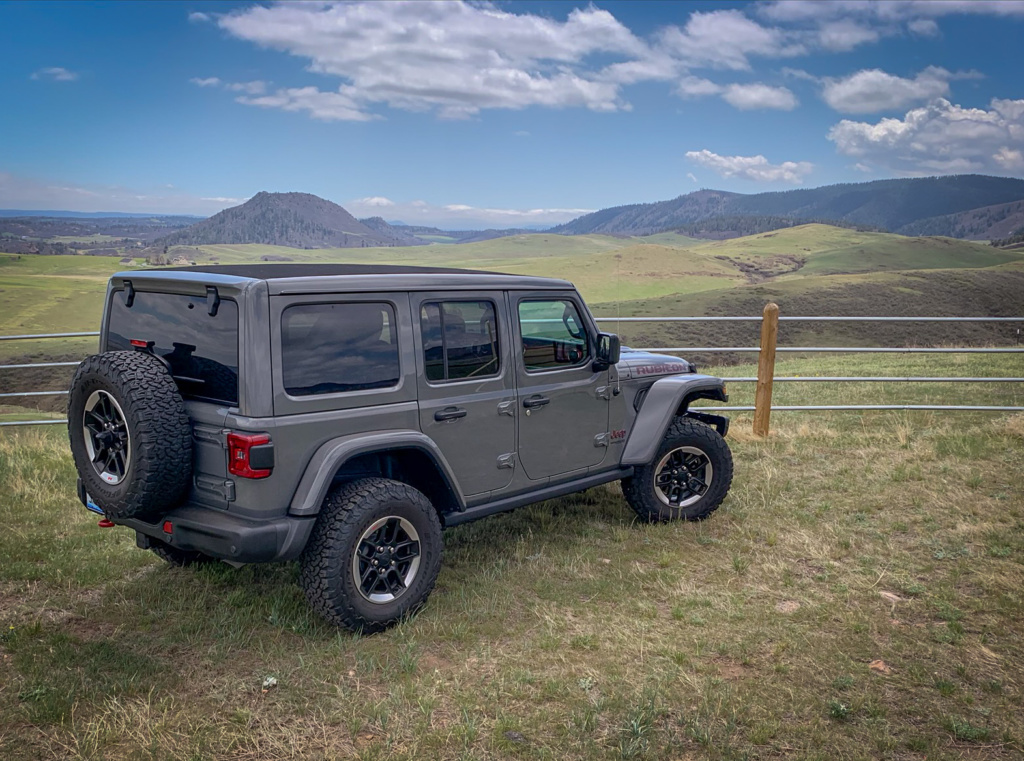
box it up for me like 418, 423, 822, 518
1, 358, 1023, 759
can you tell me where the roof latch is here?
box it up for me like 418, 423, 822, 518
123, 280, 135, 308
206, 286, 220, 316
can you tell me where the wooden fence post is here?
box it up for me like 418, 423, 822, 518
753, 302, 779, 437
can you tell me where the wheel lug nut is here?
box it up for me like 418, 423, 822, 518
372, 560, 378, 566
378, 569, 385, 575
390, 560, 395, 566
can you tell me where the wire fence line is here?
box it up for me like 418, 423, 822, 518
2, 310, 1023, 430
597, 316, 1024, 323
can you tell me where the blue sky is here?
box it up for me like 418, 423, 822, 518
2, 0, 1023, 227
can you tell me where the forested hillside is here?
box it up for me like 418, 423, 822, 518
552, 175, 1024, 240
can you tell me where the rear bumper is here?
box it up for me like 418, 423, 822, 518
78, 479, 314, 563
125, 506, 315, 563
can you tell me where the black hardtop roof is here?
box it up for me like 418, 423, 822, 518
125, 263, 574, 292
167, 263, 500, 279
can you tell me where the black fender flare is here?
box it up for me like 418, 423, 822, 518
621, 375, 728, 466
288, 430, 466, 516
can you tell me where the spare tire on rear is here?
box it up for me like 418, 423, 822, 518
68, 351, 192, 521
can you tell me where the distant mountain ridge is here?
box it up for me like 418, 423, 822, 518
160, 192, 421, 248
384, 224, 539, 243
552, 175, 1024, 240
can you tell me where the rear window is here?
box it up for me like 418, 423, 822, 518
106, 290, 239, 405
281, 302, 400, 396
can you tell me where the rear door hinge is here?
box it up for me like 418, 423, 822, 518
596, 385, 611, 400
497, 400, 516, 417
497, 453, 516, 469
594, 432, 610, 448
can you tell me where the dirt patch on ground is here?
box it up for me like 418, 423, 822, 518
0, 568, 155, 635
711, 656, 751, 681
715, 254, 805, 283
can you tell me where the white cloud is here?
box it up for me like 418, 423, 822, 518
191, 77, 268, 96
224, 80, 267, 96
675, 76, 724, 98
675, 77, 797, 111
235, 86, 375, 122
722, 83, 798, 111
0, 172, 245, 215
356, 196, 395, 207
216, 2, 641, 118
763, 1, 1024, 22
814, 19, 880, 51
760, 1, 1024, 49
827, 97, 1024, 175
821, 67, 954, 114
656, 9, 803, 71
185, 0, 1022, 125
908, 18, 940, 36
686, 149, 813, 184
993, 147, 1024, 171
686, 172, 699, 183
30, 67, 78, 82
781, 67, 820, 83
346, 197, 594, 228
188, 11, 211, 23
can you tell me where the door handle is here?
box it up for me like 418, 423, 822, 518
523, 395, 550, 409
434, 407, 468, 422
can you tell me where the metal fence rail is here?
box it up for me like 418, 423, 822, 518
0, 331, 99, 341
3, 310, 1023, 432
645, 346, 1024, 353
596, 316, 1024, 323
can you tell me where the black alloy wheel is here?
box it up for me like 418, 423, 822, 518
82, 390, 132, 485
353, 515, 422, 604
653, 446, 713, 508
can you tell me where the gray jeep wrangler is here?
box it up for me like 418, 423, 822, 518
68, 264, 732, 632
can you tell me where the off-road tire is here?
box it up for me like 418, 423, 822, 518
68, 351, 192, 521
622, 417, 733, 523
150, 540, 212, 568
300, 478, 443, 634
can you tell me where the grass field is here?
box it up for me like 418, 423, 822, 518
1, 353, 1022, 760
2, 225, 1023, 419
2, 226, 1021, 348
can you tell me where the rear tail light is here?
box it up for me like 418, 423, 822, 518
227, 432, 273, 479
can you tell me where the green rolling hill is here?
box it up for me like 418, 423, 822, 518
2, 223, 1022, 417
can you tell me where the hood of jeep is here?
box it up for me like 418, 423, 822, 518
615, 347, 695, 380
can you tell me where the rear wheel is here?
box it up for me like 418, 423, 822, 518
300, 478, 443, 634
622, 418, 733, 523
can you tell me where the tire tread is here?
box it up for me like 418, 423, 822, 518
68, 351, 192, 521
622, 417, 733, 523
299, 477, 442, 633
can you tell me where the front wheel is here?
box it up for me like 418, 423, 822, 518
622, 418, 733, 523
299, 478, 443, 634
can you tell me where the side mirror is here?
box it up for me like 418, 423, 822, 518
594, 332, 621, 371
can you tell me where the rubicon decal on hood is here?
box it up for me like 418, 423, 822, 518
635, 363, 688, 376
616, 348, 694, 379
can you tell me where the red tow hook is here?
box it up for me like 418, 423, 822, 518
98, 517, 115, 528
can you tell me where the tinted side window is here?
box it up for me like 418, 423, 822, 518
106, 291, 239, 405
518, 299, 589, 371
281, 302, 400, 396
421, 301, 499, 382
